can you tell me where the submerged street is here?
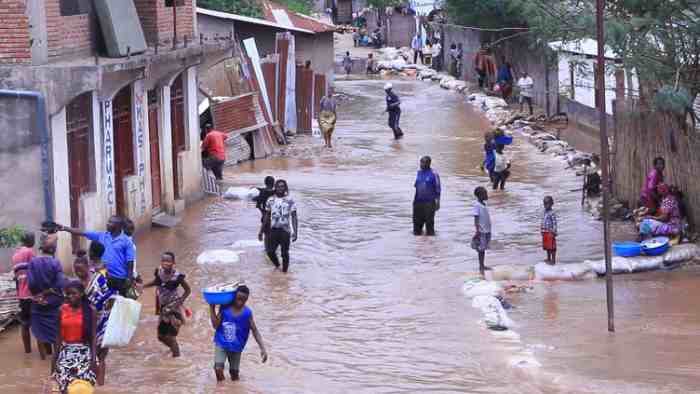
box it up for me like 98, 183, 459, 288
2, 80, 700, 393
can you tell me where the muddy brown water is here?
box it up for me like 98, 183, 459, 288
1, 80, 700, 393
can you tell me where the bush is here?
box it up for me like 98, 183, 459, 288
0, 226, 25, 248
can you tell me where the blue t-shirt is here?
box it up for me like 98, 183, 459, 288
386, 91, 400, 113
85, 231, 135, 279
214, 306, 252, 352
414, 169, 441, 203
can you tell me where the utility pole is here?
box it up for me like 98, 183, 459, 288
596, 0, 615, 332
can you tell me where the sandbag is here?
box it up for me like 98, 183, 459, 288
663, 244, 700, 264
534, 262, 595, 281
462, 278, 504, 298
102, 296, 141, 348
486, 264, 534, 281
196, 249, 241, 265
472, 295, 515, 329
223, 187, 260, 200
588, 255, 659, 275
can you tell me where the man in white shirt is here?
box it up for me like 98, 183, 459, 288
411, 34, 423, 64
517, 72, 534, 115
432, 40, 442, 71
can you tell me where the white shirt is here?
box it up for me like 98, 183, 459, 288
517, 76, 534, 97
472, 201, 492, 233
494, 151, 510, 172
411, 36, 422, 50
433, 43, 442, 56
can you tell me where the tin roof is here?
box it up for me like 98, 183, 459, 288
260, 1, 336, 33
197, 7, 314, 35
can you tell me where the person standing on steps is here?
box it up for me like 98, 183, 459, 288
413, 156, 441, 236
259, 180, 298, 273
411, 34, 423, 64
517, 71, 534, 115
201, 123, 228, 182
319, 89, 338, 148
384, 83, 404, 139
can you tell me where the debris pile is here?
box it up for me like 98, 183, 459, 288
0, 273, 19, 333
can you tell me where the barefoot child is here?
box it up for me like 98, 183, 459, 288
209, 285, 268, 382
471, 187, 492, 273
541, 196, 558, 264
144, 252, 191, 357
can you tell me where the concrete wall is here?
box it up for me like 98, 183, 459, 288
295, 31, 334, 80
436, 23, 481, 79
492, 37, 559, 116
561, 96, 613, 135
0, 96, 43, 232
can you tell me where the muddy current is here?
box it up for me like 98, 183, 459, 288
1, 80, 700, 393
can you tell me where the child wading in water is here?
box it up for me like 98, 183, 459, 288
542, 196, 558, 264
209, 285, 268, 382
144, 252, 191, 357
471, 187, 492, 273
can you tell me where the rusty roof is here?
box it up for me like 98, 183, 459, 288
260, 1, 336, 34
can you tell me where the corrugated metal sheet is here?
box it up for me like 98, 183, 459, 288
210, 93, 266, 135
296, 65, 314, 133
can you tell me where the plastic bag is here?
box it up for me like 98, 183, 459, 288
196, 249, 241, 265
534, 262, 594, 281
472, 295, 515, 329
663, 244, 700, 264
462, 278, 504, 298
102, 296, 142, 348
223, 187, 259, 200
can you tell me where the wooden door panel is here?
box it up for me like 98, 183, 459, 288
149, 106, 162, 209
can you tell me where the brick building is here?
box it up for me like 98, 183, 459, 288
0, 0, 234, 262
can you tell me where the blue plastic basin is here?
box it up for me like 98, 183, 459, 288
203, 289, 236, 305
613, 241, 642, 257
641, 237, 671, 256
495, 135, 514, 145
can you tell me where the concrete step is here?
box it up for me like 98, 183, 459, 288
152, 212, 181, 228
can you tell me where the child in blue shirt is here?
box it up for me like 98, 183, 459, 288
209, 285, 268, 382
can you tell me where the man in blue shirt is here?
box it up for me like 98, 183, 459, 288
59, 215, 136, 296
413, 156, 441, 236
385, 83, 404, 139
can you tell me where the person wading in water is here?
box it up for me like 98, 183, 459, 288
413, 156, 441, 236
319, 89, 338, 148
384, 83, 404, 139
259, 180, 298, 273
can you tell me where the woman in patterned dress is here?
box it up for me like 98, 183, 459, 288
52, 280, 97, 393
639, 183, 683, 239
74, 242, 115, 386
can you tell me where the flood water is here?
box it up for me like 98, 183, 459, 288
2, 80, 700, 393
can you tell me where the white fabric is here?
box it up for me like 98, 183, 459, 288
517, 76, 534, 97
472, 201, 492, 233
223, 187, 260, 200
102, 296, 142, 348
494, 152, 510, 172
472, 295, 515, 329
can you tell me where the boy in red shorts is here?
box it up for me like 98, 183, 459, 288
541, 196, 558, 264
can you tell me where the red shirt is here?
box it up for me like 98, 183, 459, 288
60, 303, 84, 343
12, 247, 34, 299
202, 130, 227, 161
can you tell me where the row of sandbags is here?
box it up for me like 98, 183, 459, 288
462, 277, 515, 330
485, 244, 700, 281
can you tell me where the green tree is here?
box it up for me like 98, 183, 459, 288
197, 0, 263, 17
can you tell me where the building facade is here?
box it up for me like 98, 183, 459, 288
0, 0, 233, 262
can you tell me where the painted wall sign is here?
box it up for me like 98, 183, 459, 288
102, 100, 115, 210
134, 80, 147, 216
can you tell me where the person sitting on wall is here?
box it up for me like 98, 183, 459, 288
201, 124, 228, 182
